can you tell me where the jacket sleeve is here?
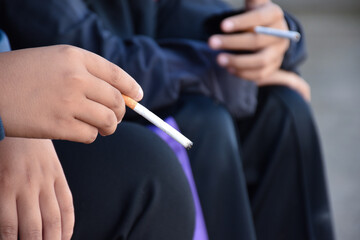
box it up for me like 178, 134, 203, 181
0, 0, 257, 118
156, 0, 232, 40
281, 12, 307, 74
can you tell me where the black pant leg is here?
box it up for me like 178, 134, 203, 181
53, 122, 195, 240
238, 86, 334, 240
174, 95, 256, 240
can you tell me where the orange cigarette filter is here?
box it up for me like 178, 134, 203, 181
122, 94, 137, 109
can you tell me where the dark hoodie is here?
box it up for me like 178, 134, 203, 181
0, 0, 306, 118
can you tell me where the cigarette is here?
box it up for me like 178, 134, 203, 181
253, 26, 301, 42
122, 95, 193, 149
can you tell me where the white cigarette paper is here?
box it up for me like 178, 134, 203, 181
122, 95, 193, 149
133, 103, 193, 149
254, 26, 301, 42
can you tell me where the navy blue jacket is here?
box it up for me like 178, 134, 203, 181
0, 0, 306, 118
0, 29, 11, 140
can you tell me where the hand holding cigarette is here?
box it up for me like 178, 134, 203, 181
0, 45, 143, 143
208, 2, 291, 83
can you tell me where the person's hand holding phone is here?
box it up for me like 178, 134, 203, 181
208, 1, 290, 83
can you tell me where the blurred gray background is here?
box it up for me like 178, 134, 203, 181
226, 0, 360, 239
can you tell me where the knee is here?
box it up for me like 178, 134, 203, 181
259, 86, 315, 126
178, 95, 238, 146
54, 123, 195, 239
176, 96, 242, 175
123, 124, 196, 237
255, 86, 321, 157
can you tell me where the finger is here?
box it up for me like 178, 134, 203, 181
84, 73, 125, 122
17, 194, 42, 240
267, 18, 290, 31
0, 196, 18, 240
83, 50, 143, 101
54, 178, 74, 240
221, 3, 284, 33
217, 42, 285, 69
209, 32, 279, 51
210, 17, 289, 51
39, 188, 61, 240
74, 99, 120, 136
235, 57, 282, 83
52, 119, 99, 144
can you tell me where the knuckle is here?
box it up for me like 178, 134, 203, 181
108, 63, 121, 85
257, 69, 269, 82
117, 103, 126, 123
27, 228, 42, 240
62, 203, 75, 216
62, 230, 74, 240
84, 129, 98, 144
68, 73, 86, 87
61, 194, 75, 216
44, 216, 61, 230
111, 88, 123, 109
251, 36, 262, 50
61, 73, 86, 96
255, 10, 265, 24
257, 57, 268, 68
100, 112, 117, 135
0, 171, 13, 190
272, 4, 284, 19
103, 111, 117, 128
0, 225, 17, 239
58, 45, 82, 59
53, 116, 73, 138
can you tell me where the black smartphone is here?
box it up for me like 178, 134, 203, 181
204, 9, 253, 54
203, 8, 246, 35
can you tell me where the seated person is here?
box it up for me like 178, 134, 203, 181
0, 0, 335, 239
0, 31, 195, 239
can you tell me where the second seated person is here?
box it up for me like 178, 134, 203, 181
0, 0, 335, 239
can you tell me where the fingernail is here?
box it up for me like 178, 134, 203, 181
136, 87, 143, 101
210, 37, 222, 49
222, 20, 234, 32
218, 55, 229, 66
